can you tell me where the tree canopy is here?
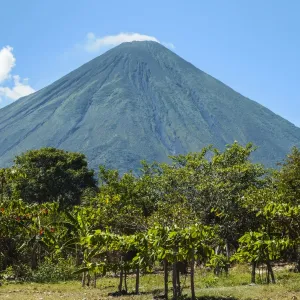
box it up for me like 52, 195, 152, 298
1, 143, 300, 298
9, 147, 96, 206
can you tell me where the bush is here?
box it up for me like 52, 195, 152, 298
203, 274, 219, 288
0, 264, 32, 282
31, 257, 78, 283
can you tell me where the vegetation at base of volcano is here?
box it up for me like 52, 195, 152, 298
1, 142, 300, 299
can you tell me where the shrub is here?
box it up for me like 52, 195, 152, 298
31, 257, 78, 283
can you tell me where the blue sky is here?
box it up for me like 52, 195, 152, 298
0, 0, 299, 125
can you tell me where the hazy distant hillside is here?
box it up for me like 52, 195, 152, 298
0, 41, 299, 172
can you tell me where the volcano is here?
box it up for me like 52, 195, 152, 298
0, 41, 299, 172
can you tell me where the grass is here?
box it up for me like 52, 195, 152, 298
1, 265, 300, 300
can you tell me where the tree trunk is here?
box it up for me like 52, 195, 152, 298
164, 259, 169, 300
82, 272, 86, 287
215, 245, 220, 255
225, 241, 230, 258
135, 266, 140, 294
86, 273, 91, 286
266, 261, 275, 284
93, 273, 97, 288
118, 268, 123, 293
225, 241, 231, 276
124, 269, 128, 293
296, 256, 300, 273
191, 251, 196, 300
258, 265, 262, 283
31, 244, 38, 270
172, 261, 177, 300
214, 266, 220, 276
251, 262, 256, 284
176, 268, 181, 296
295, 245, 300, 272
214, 246, 220, 275
176, 267, 181, 296
76, 245, 83, 266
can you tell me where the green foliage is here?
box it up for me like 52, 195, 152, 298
276, 146, 300, 204
1, 143, 300, 295
207, 254, 230, 274
11, 147, 96, 206
202, 274, 219, 288
233, 231, 290, 264
31, 257, 78, 283
0, 264, 32, 282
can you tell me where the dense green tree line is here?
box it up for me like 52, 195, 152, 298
0, 143, 300, 299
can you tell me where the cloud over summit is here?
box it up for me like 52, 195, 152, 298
83, 32, 174, 52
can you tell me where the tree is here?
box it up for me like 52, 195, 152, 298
268, 147, 300, 270
97, 165, 158, 234
276, 146, 300, 204
238, 183, 300, 281
159, 142, 266, 256
0, 168, 13, 201
11, 148, 96, 206
233, 231, 290, 284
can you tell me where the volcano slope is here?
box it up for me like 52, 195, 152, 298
0, 41, 299, 172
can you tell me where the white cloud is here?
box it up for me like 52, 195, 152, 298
163, 42, 175, 50
0, 75, 35, 100
0, 46, 16, 83
83, 32, 174, 52
0, 46, 35, 102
